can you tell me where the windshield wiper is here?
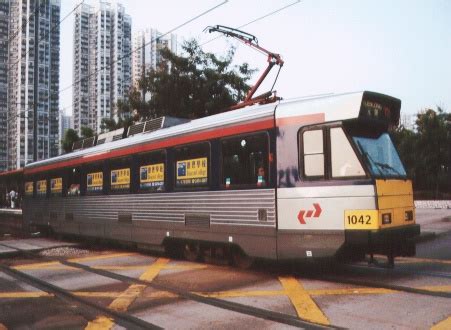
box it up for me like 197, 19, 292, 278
373, 161, 403, 177
356, 141, 384, 177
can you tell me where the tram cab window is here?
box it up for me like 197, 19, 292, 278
138, 150, 166, 192
175, 143, 210, 188
67, 167, 81, 197
302, 129, 325, 178
330, 128, 365, 178
109, 157, 132, 194
221, 133, 269, 188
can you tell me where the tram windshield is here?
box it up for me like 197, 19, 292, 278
353, 133, 407, 179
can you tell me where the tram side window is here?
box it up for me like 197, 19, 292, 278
221, 134, 269, 188
175, 143, 210, 188
67, 167, 81, 197
86, 165, 104, 195
110, 157, 131, 194
36, 179, 48, 197
50, 177, 63, 197
24, 181, 34, 198
139, 151, 166, 192
302, 129, 325, 178
330, 128, 365, 178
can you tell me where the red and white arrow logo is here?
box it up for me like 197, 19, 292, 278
297, 203, 322, 224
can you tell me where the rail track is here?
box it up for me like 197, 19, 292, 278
0, 243, 337, 329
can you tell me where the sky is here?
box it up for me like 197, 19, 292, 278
59, 0, 451, 118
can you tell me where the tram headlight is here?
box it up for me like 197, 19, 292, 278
382, 213, 392, 225
405, 210, 413, 221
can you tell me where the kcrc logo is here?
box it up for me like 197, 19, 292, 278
297, 203, 322, 224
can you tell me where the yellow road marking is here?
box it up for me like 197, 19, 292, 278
108, 258, 170, 312
279, 276, 330, 325
309, 287, 397, 295
0, 292, 53, 298
431, 316, 451, 330
85, 258, 170, 329
199, 290, 282, 298
421, 286, 451, 293
69, 252, 137, 263
85, 316, 114, 330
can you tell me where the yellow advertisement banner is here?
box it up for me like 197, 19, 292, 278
140, 163, 164, 188
25, 182, 34, 195
51, 178, 62, 193
111, 168, 130, 190
37, 180, 47, 195
176, 157, 208, 186
87, 172, 103, 192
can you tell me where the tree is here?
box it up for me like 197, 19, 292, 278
80, 126, 94, 139
61, 129, 79, 153
126, 39, 255, 121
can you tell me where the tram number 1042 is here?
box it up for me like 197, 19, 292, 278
347, 214, 371, 225
344, 210, 379, 230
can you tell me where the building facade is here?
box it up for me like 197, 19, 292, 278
7, 0, 61, 170
131, 28, 177, 88
59, 113, 72, 154
72, 1, 131, 134
0, 0, 9, 171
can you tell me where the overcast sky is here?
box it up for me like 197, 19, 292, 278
59, 0, 451, 117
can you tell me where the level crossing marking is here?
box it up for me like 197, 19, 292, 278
278, 276, 330, 325
85, 258, 170, 329
431, 316, 451, 330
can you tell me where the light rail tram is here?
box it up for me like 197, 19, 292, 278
21, 91, 420, 265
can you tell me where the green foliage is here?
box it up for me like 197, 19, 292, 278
392, 107, 451, 198
61, 129, 79, 153
100, 116, 134, 132
122, 39, 254, 121
80, 126, 94, 139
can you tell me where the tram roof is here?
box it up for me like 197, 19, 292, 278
25, 91, 395, 173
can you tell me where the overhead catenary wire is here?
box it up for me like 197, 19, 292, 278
58, 0, 298, 113
58, 0, 228, 96
200, 0, 301, 46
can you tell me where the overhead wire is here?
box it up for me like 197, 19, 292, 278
58, 0, 228, 96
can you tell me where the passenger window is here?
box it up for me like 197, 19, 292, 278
36, 179, 47, 197
330, 128, 365, 178
25, 181, 34, 197
67, 167, 81, 197
86, 166, 103, 195
221, 133, 269, 188
110, 157, 131, 193
50, 177, 63, 197
175, 143, 209, 188
139, 150, 166, 192
302, 129, 325, 177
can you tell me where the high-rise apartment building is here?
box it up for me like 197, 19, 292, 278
73, 1, 131, 134
0, 0, 9, 171
7, 0, 61, 169
131, 28, 177, 88
59, 113, 72, 154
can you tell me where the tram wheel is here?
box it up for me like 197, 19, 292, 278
231, 249, 255, 269
183, 242, 201, 262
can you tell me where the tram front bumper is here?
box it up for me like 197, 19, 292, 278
344, 224, 420, 257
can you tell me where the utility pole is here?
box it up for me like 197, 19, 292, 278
33, 0, 39, 162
